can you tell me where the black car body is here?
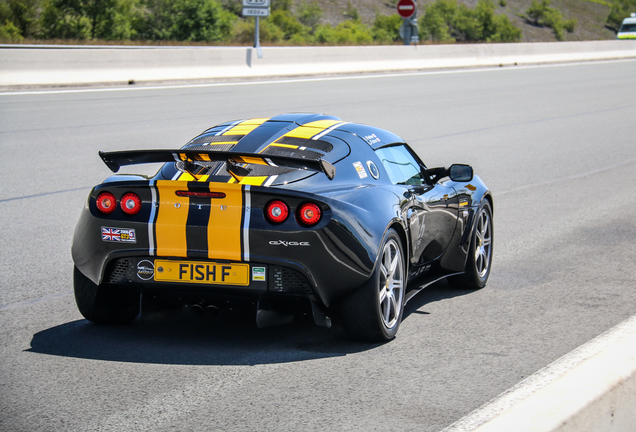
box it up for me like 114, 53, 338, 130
72, 113, 493, 341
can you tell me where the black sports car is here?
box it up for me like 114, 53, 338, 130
72, 113, 493, 341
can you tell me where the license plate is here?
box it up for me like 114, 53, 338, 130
154, 260, 249, 286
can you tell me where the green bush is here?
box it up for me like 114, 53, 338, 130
0, 21, 24, 40
524, 0, 574, 40
371, 13, 402, 43
314, 20, 373, 44
143, 0, 236, 42
232, 17, 285, 43
98, 0, 145, 40
420, 0, 520, 42
488, 13, 522, 41
0, 0, 39, 39
40, 1, 92, 39
296, 1, 322, 30
343, 1, 360, 21
420, 0, 455, 42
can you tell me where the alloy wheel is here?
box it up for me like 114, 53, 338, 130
378, 239, 404, 330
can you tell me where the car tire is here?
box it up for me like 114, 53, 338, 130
450, 200, 493, 289
73, 266, 140, 324
340, 229, 406, 342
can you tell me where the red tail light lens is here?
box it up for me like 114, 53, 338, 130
297, 203, 321, 227
120, 193, 142, 215
96, 192, 117, 214
265, 200, 289, 224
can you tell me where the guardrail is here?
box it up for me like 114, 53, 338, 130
1, 40, 635, 86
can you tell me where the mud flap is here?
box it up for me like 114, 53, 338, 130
311, 301, 332, 328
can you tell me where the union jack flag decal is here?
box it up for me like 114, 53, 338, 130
101, 227, 136, 243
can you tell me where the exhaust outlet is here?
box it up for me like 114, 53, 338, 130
191, 304, 205, 316
207, 305, 221, 317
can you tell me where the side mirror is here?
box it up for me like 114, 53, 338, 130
449, 164, 473, 182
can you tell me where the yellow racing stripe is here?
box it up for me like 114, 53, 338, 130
176, 173, 209, 182
206, 183, 244, 260
155, 181, 190, 258
283, 119, 342, 139
238, 176, 267, 186
269, 143, 298, 149
223, 118, 269, 135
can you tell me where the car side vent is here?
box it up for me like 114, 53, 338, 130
270, 266, 313, 295
104, 258, 136, 284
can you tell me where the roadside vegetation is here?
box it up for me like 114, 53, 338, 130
522, 0, 577, 40
0, 0, 631, 44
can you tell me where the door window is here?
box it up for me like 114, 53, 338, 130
375, 145, 425, 185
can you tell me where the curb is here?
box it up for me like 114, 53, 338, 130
443, 315, 636, 432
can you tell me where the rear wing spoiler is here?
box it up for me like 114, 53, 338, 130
99, 149, 336, 181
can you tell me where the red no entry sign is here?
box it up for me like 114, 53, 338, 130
396, 0, 416, 18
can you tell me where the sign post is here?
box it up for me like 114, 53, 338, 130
242, 0, 270, 58
396, 0, 419, 45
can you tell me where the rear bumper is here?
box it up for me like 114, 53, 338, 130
72, 200, 374, 307
102, 256, 314, 299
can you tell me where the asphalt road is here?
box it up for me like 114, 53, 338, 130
1, 60, 636, 432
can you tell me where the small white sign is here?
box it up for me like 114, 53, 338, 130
243, 0, 270, 7
242, 7, 270, 17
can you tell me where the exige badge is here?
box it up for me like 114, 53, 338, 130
269, 240, 310, 247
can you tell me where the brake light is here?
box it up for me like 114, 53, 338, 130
176, 191, 226, 198
96, 192, 117, 214
297, 203, 321, 227
265, 200, 289, 224
120, 193, 142, 215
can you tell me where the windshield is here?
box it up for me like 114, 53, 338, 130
619, 23, 636, 32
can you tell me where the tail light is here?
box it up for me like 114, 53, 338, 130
96, 192, 117, 214
297, 203, 321, 227
120, 193, 142, 215
265, 200, 289, 224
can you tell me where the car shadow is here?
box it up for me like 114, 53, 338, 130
26, 280, 474, 366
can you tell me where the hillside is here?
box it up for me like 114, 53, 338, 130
0, 0, 622, 45
304, 0, 617, 42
